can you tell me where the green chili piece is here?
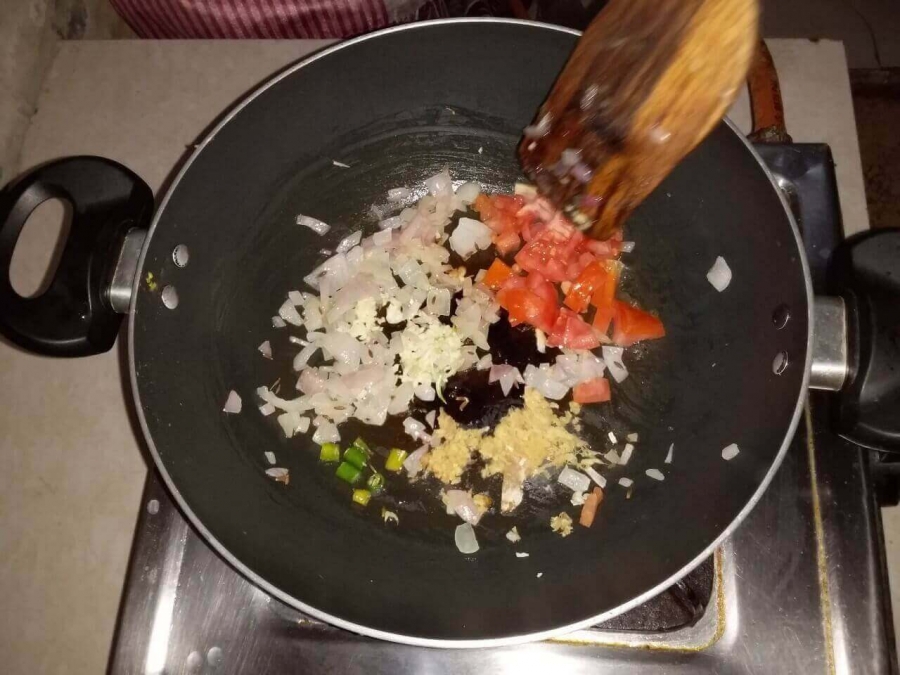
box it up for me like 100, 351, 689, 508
385, 448, 408, 472
335, 461, 362, 485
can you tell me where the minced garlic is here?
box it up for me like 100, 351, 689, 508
550, 512, 573, 537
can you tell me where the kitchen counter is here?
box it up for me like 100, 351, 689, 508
0, 36, 869, 674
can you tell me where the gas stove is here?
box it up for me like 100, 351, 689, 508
108, 144, 897, 674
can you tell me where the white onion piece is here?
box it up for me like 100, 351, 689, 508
604, 449, 621, 464
266, 467, 289, 480
455, 523, 479, 554
425, 169, 453, 196
558, 466, 591, 493
514, 182, 537, 198
620, 241, 636, 253
456, 181, 481, 204
287, 290, 303, 305
584, 465, 607, 489
608, 431, 618, 444
277, 411, 306, 438
601, 346, 628, 383
516, 552, 530, 558
449, 217, 492, 259
476, 354, 493, 371
626, 432, 639, 442
403, 417, 426, 440
665, 443, 674, 464
535, 329, 547, 353
296, 214, 330, 235
272, 316, 286, 328
372, 229, 392, 246
425, 410, 436, 428
523, 364, 569, 400
388, 383, 415, 415
707, 256, 732, 292
403, 445, 429, 477
265, 451, 277, 465
414, 384, 436, 402
388, 187, 412, 201
336, 230, 362, 254
297, 369, 327, 395
313, 422, 339, 445
446, 490, 481, 525
293, 344, 318, 371
722, 443, 740, 460
620, 443, 635, 465
506, 527, 521, 543
223, 390, 242, 414
379, 216, 403, 230
258, 340, 272, 359
646, 468, 665, 481
259, 402, 276, 417
278, 300, 304, 326
618, 477, 634, 488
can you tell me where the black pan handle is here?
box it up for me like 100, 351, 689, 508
831, 228, 900, 452
0, 157, 154, 356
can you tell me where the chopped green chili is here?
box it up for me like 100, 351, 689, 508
343, 445, 368, 470
366, 472, 385, 492
319, 442, 340, 463
351, 436, 371, 454
335, 461, 362, 485
352, 489, 372, 506
385, 448, 408, 472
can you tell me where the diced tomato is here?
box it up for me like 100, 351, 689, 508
573, 377, 611, 404
482, 259, 514, 290
473, 194, 496, 221
493, 194, 525, 214
612, 301, 666, 347
547, 308, 601, 350
583, 238, 622, 259
499, 275, 527, 292
497, 288, 558, 333
564, 260, 604, 313
579, 486, 604, 527
526, 271, 558, 304
515, 239, 569, 282
590, 260, 623, 309
494, 230, 521, 255
592, 304, 616, 335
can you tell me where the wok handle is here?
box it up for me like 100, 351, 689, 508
826, 229, 900, 452
0, 157, 154, 356
746, 40, 793, 144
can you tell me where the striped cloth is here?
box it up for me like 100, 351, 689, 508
110, 0, 444, 39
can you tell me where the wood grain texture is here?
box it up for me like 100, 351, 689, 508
520, 0, 759, 239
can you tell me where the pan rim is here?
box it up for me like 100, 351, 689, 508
127, 17, 814, 648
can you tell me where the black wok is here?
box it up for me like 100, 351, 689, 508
0, 20, 817, 645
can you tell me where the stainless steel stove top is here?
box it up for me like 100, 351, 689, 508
108, 145, 897, 675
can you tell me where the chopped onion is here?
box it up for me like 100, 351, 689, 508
506, 527, 521, 543
278, 300, 304, 326
424, 170, 453, 197
258, 340, 272, 359
266, 467, 289, 480
707, 256, 732, 292
584, 465, 607, 489
620, 443, 634, 465
403, 445, 429, 477
296, 214, 330, 235
403, 417, 427, 440
476, 354, 493, 371
646, 468, 665, 481
449, 217, 492, 259
414, 384, 435, 402
272, 316, 286, 328
602, 346, 628, 383
388, 187, 411, 201
456, 181, 481, 204
604, 449, 621, 464
259, 402, 276, 416
608, 431, 618, 444
379, 216, 403, 230
293, 344, 318, 371
265, 451, 276, 465
277, 411, 307, 438
665, 443, 674, 464
425, 410, 436, 428
516, 552, 530, 558
626, 432, 639, 442
535, 329, 547, 353
288, 290, 304, 305
313, 422, 339, 445
446, 490, 481, 525
336, 230, 362, 254
722, 443, 740, 461
558, 466, 591, 493
618, 477, 634, 488
620, 241, 636, 253
455, 523, 479, 554
223, 390, 242, 414
372, 229, 392, 246
489, 364, 523, 396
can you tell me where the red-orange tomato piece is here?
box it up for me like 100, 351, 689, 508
494, 229, 521, 255
583, 237, 623, 259
548, 308, 600, 350
473, 194, 495, 220
526, 271, 558, 304
564, 259, 609, 313
590, 260, 623, 309
499, 288, 558, 333
573, 377, 611, 404
612, 301, 666, 347
515, 239, 570, 282
579, 486, 604, 527
592, 304, 616, 335
492, 194, 526, 214
482, 259, 514, 290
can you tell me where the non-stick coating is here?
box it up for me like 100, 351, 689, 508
130, 20, 810, 644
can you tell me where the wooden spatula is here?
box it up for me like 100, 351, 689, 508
519, 0, 759, 239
